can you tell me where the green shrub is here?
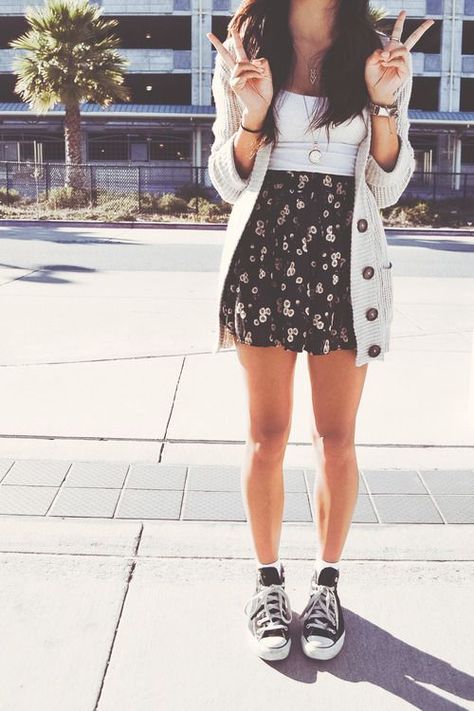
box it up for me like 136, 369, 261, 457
407, 201, 436, 225
156, 193, 189, 214
382, 199, 439, 227
176, 182, 212, 202
46, 187, 91, 209
140, 192, 162, 212
0, 187, 21, 205
218, 200, 232, 214
187, 197, 222, 218
85, 207, 137, 222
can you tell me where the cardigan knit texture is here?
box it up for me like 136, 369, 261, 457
208, 32, 416, 367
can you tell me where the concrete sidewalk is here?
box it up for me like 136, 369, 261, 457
0, 517, 473, 711
0, 224, 472, 466
1, 459, 473, 524
0, 224, 473, 709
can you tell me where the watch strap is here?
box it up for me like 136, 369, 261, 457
368, 99, 399, 118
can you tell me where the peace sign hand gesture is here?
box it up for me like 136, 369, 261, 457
365, 11, 435, 104
207, 27, 274, 121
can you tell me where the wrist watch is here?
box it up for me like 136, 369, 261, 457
368, 99, 399, 118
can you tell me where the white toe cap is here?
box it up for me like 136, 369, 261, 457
259, 635, 288, 649
305, 635, 334, 649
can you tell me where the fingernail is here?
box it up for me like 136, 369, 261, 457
381, 51, 389, 58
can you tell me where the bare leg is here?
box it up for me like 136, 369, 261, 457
235, 341, 298, 564
306, 348, 368, 562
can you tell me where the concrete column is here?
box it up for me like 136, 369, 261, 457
436, 132, 459, 192
80, 126, 88, 163
195, 124, 202, 170
439, 0, 463, 112
201, 127, 213, 187
191, 0, 213, 106
453, 132, 462, 191
192, 124, 202, 169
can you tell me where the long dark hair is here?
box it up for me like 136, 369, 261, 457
227, 0, 387, 151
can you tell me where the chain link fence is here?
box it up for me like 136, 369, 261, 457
0, 161, 221, 218
408, 170, 474, 202
0, 161, 473, 219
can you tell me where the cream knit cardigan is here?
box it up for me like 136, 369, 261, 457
208, 32, 416, 367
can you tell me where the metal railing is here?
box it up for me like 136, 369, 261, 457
0, 162, 472, 215
0, 162, 219, 215
408, 171, 473, 202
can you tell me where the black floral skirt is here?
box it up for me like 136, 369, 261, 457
220, 169, 358, 355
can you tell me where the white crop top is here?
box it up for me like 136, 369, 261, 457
267, 89, 368, 176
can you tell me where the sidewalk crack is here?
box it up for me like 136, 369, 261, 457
158, 355, 186, 462
93, 558, 137, 710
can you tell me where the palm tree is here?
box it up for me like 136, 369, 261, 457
10, 0, 130, 186
369, 4, 390, 27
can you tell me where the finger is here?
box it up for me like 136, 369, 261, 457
230, 27, 249, 63
404, 19, 435, 51
232, 65, 265, 80
380, 46, 410, 62
367, 48, 391, 66
230, 73, 264, 91
206, 32, 235, 70
390, 9, 407, 41
380, 57, 407, 69
233, 60, 265, 75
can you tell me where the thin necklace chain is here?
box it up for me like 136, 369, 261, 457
310, 65, 321, 85
302, 94, 328, 165
308, 51, 324, 86
293, 43, 326, 88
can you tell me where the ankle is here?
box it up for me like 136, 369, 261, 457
256, 557, 283, 575
315, 556, 340, 573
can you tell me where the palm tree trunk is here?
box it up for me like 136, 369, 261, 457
64, 102, 85, 189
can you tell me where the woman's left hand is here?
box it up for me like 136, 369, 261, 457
365, 10, 435, 104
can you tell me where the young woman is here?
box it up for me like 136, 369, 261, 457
207, 0, 434, 662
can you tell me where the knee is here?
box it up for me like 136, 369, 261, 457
248, 421, 290, 462
311, 426, 355, 458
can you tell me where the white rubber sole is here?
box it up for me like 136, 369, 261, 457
247, 628, 292, 661
301, 630, 345, 660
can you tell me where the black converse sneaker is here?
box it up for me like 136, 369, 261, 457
244, 565, 292, 661
300, 566, 345, 660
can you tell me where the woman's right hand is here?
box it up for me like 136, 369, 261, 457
207, 27, 273, 123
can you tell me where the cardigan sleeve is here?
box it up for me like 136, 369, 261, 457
364, 35, 417, 209
208, 38, 259, 205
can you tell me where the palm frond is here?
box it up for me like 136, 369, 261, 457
369, 4, 389, 26
10, 0, 130, 110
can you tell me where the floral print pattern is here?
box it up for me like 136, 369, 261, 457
220, 169, 358, 355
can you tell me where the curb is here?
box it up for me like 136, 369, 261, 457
0, 219, 473, 236
0, 518, 472, 561
0, 218, 225, 230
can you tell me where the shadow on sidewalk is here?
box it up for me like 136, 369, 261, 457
264, 609, 474, 710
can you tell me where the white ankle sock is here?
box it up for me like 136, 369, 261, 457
315, 556, 340, 573
257, 557, 282, 574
